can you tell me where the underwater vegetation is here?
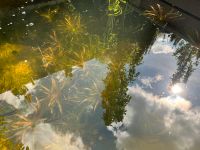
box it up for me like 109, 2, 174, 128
69, 47, 93, 68
107, 0, 127, 16
58, 14, 85, 35
0, 96, 50, 150
3, 113, 45, 149
33, 31, 66, 71
187, 30, 200, 48
0, 43, 43, 94
78, 78, 103, 111
144, 4, 182, 25
1, 61, 35, 94
39, 78, 68, 114
0, 116, 24, 150
36, 8, 59, 22
0, 99, 43, 150
37, 47, 57, 69
64, 59, 107, 112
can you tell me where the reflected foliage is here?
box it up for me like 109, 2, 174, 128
102, 42, 145, 125
102, 62, 131, 125
172, 42, 200, 84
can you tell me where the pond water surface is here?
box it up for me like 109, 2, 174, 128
0, 1, 200, 150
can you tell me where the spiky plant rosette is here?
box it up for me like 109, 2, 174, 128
144, 4, 182, 25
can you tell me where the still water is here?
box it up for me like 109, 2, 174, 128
0, 1, 200, 150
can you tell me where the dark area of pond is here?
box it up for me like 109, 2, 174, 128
0, 0, 200, 150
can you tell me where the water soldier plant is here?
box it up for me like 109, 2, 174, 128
144, 4, 182, 26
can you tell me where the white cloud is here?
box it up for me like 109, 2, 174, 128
140, 74, 163, 88
150, 33, 176, 54
151, 43, 175, 54
0, 91, 23, 109
109, 85, 200, 150
21, 123, 90, 150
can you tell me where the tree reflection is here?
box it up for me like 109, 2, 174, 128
102, 62, 131, 125
101, 42, 146, 126
172, 43, 200, 84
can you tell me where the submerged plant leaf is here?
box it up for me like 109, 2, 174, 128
40, 78, 67, 114
144, 4, 182, 25
58, 14, 85, 35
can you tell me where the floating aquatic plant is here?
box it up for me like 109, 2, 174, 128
40, 78, 67, 114
108, 0, 127, 16
36, 8, 58, 22
0, 116, 24, 150
37, 47, 56, 69
82, 79, 103, 111
187, 30, 200, 48
0, 43, 19, 58
33, 32, 65, 70
58, 14, 85, 35
144, 4, 182, 25
70, 47, 92, 68
67, 78, 103, 111
2, 99, 44, 144
4, 114, 45, 142
48, 31, 63, 51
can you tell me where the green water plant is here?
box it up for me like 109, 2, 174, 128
69, 47, 92, 68
37, 47, 56, 69
33, 31, 65, 70
144, 4, 182, 25
0, 117, 24, 150
187, 30, 200, 48
81, 79, 103, 111
1, 99, 44, 146
36, 8, 58, 22
108, 0, 127, 16
58, 14, 85, 35
5, 114, 45, 142
40, 78, 67, 114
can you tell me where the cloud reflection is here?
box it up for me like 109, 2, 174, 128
108, 86, 200, 150
21, 123, 90, 150
151, 33, 176, 54
140, 74, 163, 88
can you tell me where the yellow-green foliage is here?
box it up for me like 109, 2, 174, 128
1, 61, 34, 93
108, 0, 127, 16
69, 47, 93, 68
0, 43, 37, 93
0, 43, 21, 65
37, 8, 58, 22
58, 14, 85, 35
